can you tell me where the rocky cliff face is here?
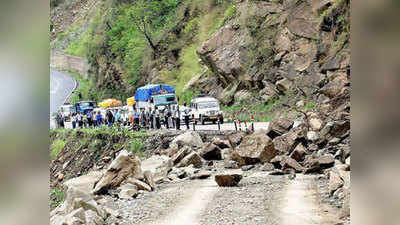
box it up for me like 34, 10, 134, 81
190, 0, 350, 111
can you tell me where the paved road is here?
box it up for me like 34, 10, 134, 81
50, 69, 76, 115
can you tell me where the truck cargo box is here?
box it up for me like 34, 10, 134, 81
134, 84, 175, 101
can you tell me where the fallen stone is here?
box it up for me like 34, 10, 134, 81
270, 155, 287, 169
266, 118, 294, 138
290, 143, 307, 162
273, 131, 298, 155
269, 169, 286, 175
93, 150, 141, 195
235, 131, 276, 165
309, 118, 323, 131
85, 209, 104, 225
241, 165, 255, 171
200, 143, 222, 160
170, 131, 203, 149
329, 170, 343, 195
212, 137, 231, 149
190, 171, 212, 180
307, 131, 319, 142
227, 132, 246, 148
143, 170, 156, 191
171, 146, 192, 165
176, 152, 203, 168
215, 174, 243, 187
125, 178, 152, 192
260, 163, 275, 171
318, 154, 335, 168
281, 157, 304, 173
118, 184, 138, 199
224, 160, 239, 169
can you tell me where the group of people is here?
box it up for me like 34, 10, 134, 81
55, 103, 192, 130
129, 103, 191, 131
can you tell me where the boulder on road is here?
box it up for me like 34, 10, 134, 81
212, 137, 231, 149
170, 131, 203, 149
125, 178, 152, 192
171, 146, 192, 165
290, 143, 307, 162
190, 171, 212, 180
234, 132, 276, 165
215, 174, 243, 187
329, 170, 344, 195
272, 131, 298, 155
281, 157, 304, 173
143, 170, 156, 191
93, 150, 142, 195
200, 143, 222, 160
176, 152, 203, 168
318, 154, 335, 168
267, 118, 294, 139
118, 184, 138, 199
227, 132, 246, 148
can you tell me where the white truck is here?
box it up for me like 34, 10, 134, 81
190, 95, 224, 125
60, 103, 75, 122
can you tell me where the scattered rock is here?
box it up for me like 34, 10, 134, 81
307, 131, 320, 142
93, 150, 142, 195
241, 165, 255, 171
170, 131, 203, 149
276, 78, 292, 92
227, 132, 246, 148
171, 146, 192, 165
329, 170, 343, 195
212, 137, 231, 149
57, 172, 64, 181
234, 131, 276, 165
215, 174, 243, 187
318, 154, 335, 168
273, 131, 298, 155
309, 118, 323, 131
281, 157, 304, 173
269, 169, 286, 175
200, 143, 222, 160
260, 163, 275, 171
224, 160, 239, 169
125, 178, 152, 192
266, 118, 294, 138
290, 143, 307, 162
143, 170, 156, 191
190, 171, 212, 180
176, 152, 203, 168
118, 184, 138, 199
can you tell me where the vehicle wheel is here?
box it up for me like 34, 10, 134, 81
201, 115, 205, 125
219, 116, 224, 124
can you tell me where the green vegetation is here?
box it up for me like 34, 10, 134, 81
50, 189, 64, 208
50, 139, 65, 159
222, 98, 282, 122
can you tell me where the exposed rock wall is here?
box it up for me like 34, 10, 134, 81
51, 50, 90, 79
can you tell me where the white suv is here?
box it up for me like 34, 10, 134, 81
190, 96, 223, 125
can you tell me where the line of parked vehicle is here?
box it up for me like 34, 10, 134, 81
53, 84, 225, 129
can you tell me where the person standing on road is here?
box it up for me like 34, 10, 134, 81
149, 107, 154, 129
174, 105, 181, 130
134, 108, 140, 127
114, 109, 121, 126
96, 111, 103, 126
183, 103, 190, 130
71, 113, 77, 129
155, 106, 161, 129
87, 110, 93, 127
106, 110, 114, 127
77, 112, 83, 128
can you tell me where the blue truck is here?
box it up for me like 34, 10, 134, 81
134, 84, 177, 111
74, 101, 97, 115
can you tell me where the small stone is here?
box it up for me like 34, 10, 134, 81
215, 174, 243, 187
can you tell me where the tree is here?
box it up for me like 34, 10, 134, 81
127, 0, 162, 54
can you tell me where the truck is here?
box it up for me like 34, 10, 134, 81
190, 95, 224, 125
134, 84, 178, 112
60, 103, 75, 122
74, 101, 97, 115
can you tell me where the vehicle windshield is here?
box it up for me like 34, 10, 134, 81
61, 106, 73, 112
79, 102, 96, 108
198, 101, 219, 109
154, 95, 176, 106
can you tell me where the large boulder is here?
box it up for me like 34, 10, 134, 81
272, 131, 298, 155
200, 143, 222, 160
64, 171, 103, 196
215, 174, 243, 187
266, 118, 294, 138
176, 152, 203, 168
93, 150, 142, 195
329, 170, 344, 195
171, 146, 192, 165
227, 132, 246, 148
143, 170, 156, 191
211, 137, 231, 149
234, 132, 276, 165
290, 143, 307, 162
281, 157, 304, 173
170, 131, 203, 149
